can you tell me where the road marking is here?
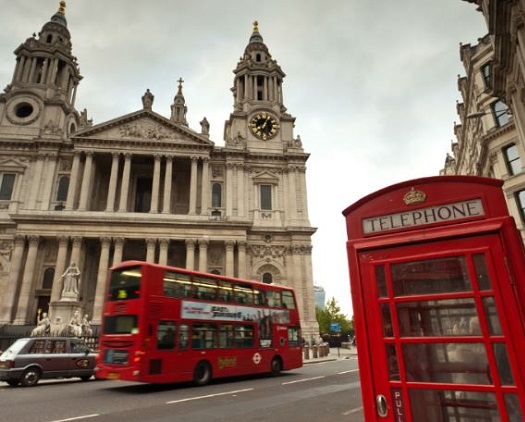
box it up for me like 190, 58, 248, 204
166, 388, 254, 404
49, 415, 99, 422
282, 375, 325, 385
338, 369, 359, 375
343, 406, 364, 415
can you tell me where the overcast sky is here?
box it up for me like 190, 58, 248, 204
0, 1, 487, 317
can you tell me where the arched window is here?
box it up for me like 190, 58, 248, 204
56, 176, 69, 202
212, 183, 222, 208
42, 267, 55, 289
262, 272, 273, 284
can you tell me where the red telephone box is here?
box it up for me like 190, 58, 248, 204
343, 176, 525, 421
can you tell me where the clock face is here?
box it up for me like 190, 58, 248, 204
249, 112, 280, 140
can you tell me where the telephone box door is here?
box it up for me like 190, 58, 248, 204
359, 234, 525, 421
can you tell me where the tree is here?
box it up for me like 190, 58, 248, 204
315, 297, 354, 337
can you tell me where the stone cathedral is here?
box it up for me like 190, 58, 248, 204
0, 2, 318, 338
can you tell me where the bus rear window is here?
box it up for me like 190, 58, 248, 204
104, 315, 138, 334
109, 267, 141, 300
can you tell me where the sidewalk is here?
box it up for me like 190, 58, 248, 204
302, 346, 358, 364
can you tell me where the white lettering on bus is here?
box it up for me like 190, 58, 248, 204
362, 199, 484, 234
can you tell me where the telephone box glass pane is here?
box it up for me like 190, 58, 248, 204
505, 394, 523, 421
473, 253, 492, 290
381, 303, 393, 337
391, 257, 470, 296
386, 344, 400, 380
403, 343, 491, 384
396, 298, 479, 337
409, 390, 500, 421
483, 297, 502, 335
494, 343, 515, 385
375, 265, 387, 298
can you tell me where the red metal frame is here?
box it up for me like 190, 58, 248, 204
343, 176, 525, 421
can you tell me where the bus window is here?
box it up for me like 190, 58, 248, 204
234, 324, 254, 348
103, 315, 138, 334
192, 324, 217, 349
109, 267, 141, 300
163, 271, 187, 298
157, 321, 175, 350
254, 288, 265, 305
193, 276, 218, 300
282, 291, 296, 309
288, 326, 301, 346
218, 281, 233, 302
179, 324, 189, 350
218, 324, 234, 348
266, 290, 282, 308
234, 283, 254, 305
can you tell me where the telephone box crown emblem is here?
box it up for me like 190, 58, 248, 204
403, 187, 427, 205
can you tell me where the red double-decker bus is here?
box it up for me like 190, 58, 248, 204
95, 261, 303, 385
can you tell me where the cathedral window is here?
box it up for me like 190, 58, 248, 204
0, 173, 16, 200
262, 272, 273, 284
42, 267, 55, 289
56, 176, 69, 202
212, 183, 222, 207
257, 76, 264, 100
260, 185, 272, 210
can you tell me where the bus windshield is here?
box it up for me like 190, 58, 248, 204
109, 266, 141, 300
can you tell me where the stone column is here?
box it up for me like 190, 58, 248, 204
112, 237, 124, 266
28, 153, 45, 209
238, 241, 247, 279
150, 154, 161, 213
78, 152, 94, 211
0, 236, 25, 323
146, 238, 156, 263
226, 163, 234, 217
162, 156, 173, 214
189, 157, 198, 215
159, 239, 169, 265
237, 164, 245, 217
298, 167, 309, 221
200, 158, 210, 215
50, 236, 70, 303
225, 240, 235, 277
185, 239, 196, 270
198, 238, 209, 272
40, 153, 58, 210
118, 153, 131, 212
287, 166, 298, 221
106, 152, 120, 211
66, 152, 81, 210
92, 237, 111, 323
14, 236, 40, 324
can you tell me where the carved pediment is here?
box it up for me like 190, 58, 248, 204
252, 170, 280, 184
74, 111, 213, 146
0, 157, 29, 169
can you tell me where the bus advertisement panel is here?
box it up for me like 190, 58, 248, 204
95, 261, 303, 385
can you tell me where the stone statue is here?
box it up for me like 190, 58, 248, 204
142, 89, 154, 109
200, 117, 210, 135
60, 262, 81, 300
68, 310, 82, 337
82, 314, 93, 336
31, 312, 51, 337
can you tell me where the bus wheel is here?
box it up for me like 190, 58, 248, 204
270, 357, 282, 376
193, 361, 211, 386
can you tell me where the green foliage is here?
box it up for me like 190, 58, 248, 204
315, 297, 354, 336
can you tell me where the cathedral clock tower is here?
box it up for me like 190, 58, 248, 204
223, 22, 319, 339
